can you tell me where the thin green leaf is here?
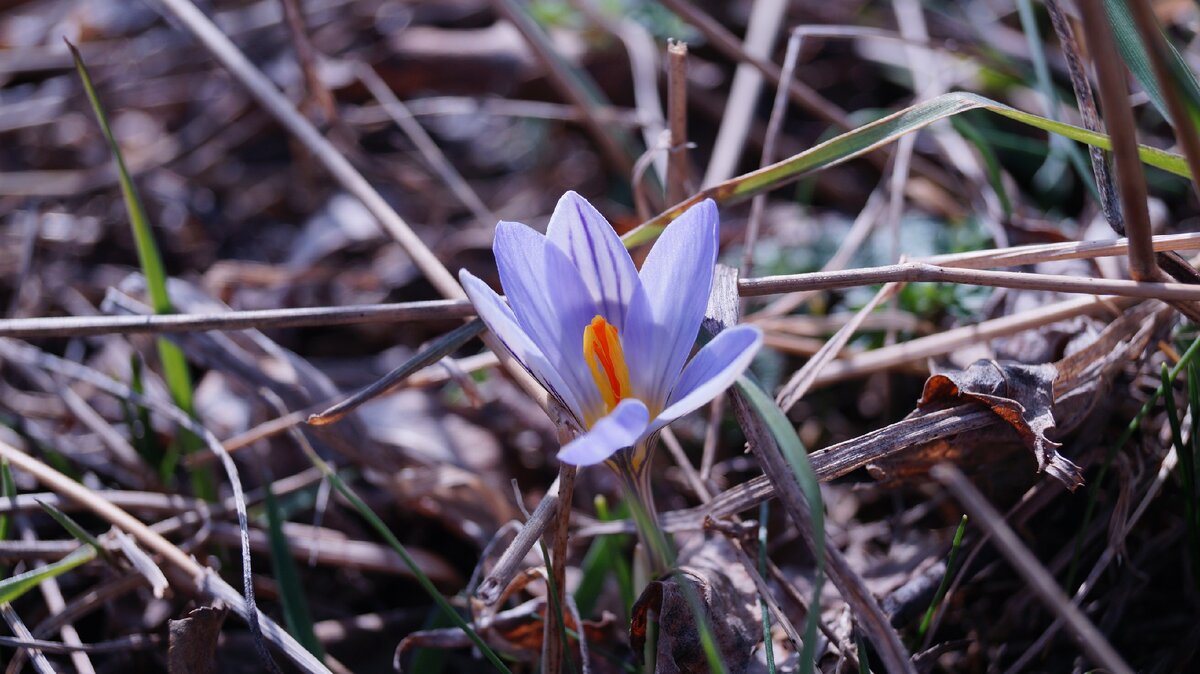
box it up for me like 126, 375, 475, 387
534, 534, 579, 674
264, 483, 324, 659
734, 376, 824, 674
36, 500, 110, 564
0, 546, 95, 604
1069, 332, 1200, 591
125, 354, 167, 478
0, 459, 13, 543
297, 447, 512, 674
66, 40, 212, 499
856, 632, 871, 674
1184, 363, 1200, 585
758, 501, 775, 674
1016, 0, 1097, 200
1103, 0, 1200, 128
666, 566, 729, 674
67, 41, 169, 315
917, 515, 967, 641
406, 609, 450, 674
1162, 364, 1188, 461
622, 91, 1190, 246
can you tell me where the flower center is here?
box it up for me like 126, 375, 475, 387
583, 314, 632, 416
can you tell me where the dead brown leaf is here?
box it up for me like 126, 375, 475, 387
630, 535, 762, 674
168, 605, 228, 674
917, 359, 1082, 489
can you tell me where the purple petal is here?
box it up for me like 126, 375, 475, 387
648, 325, 762, 433
623, 199, 720, 410
545, 191, 644, 331
492, 221, 606, 421
460, 270, 588, 422
556, 398, 650, 466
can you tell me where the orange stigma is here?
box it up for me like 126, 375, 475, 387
583, 315, 632, 417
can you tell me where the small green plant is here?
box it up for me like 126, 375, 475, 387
68, 42, 214, 500
1160, 363, 1200, 585
918, 514, 968, 642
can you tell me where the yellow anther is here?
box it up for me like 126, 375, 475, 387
583, 315, 632, 416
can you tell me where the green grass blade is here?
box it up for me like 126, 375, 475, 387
734, 376, 824, 674
264, 482, 324, 659
1015, 0, 1097, 199
1103, 0, 1200, 128
407, 609, 450, 674
917, 514, 967, 641
622, 91, 1190, 246
1185, 363, 1200, 584
125, 354, 169, 479
1189, 363, 1200, 513
67, 41, 170, 314
0, 546, 96, 604
758, 501, 775, 674
36, 500, 110, 563
534, 535, 579, 674
1161, 364, 1187, 460
1068, 332, 1200, 591
297, 448, 512, 673
66, 41, 212, 499
856, 632, 871, 674
0, 459, 13, 543
676, 577, 729, 674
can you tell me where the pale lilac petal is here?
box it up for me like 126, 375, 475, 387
493, 220, 563, 356
648, 325, 762, 434
542, 243, 608, 420
623, 199, 720, 410
492, 221, 606, 421
556, 398, 650, 466
545, 191, 644, 331
460, 270, 588, 422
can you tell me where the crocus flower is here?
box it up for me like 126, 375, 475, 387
459, 191, 762, 471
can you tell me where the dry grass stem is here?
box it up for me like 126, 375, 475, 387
477, 478, 561, 605
356, 64, 496, 225
666, 39, 691, 205
738, 262, 1200, 302
1126, 0, 1200, 194
541, 461, 576, 674
1077, 0, 1157, 282
741, 27, 803, 280
804, 296, 1132, 386
776, 282, 902, 411
655, 0, 849, 128
3, 234, 1199, 341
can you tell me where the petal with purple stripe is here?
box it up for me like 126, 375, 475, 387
545, 191, 643, 331
493, 220, 606, 421
460, 269, 588, 422
623, 199, 720, 410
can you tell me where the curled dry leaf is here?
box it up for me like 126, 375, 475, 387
630, 535, 762, 674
